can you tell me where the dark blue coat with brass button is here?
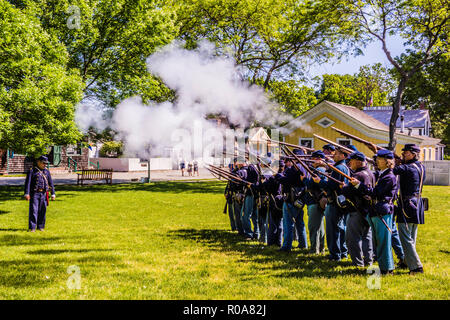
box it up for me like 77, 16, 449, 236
393, 159, 426, 224
24, 167, 55, 196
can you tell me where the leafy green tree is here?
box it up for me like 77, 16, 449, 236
173, 0, 359, 88
336, 0, 449, 150
11, 0, 178, 107
264, 80, 318, 118
317, 63, 396, 108
0, 0, 84, 156
398, 54, 450, 149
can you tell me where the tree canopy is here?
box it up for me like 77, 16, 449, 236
11, 0, 178, 107
173, 0, 359, 87
317, 63, 396, 108
0, 0, 84, 156
335, 0, 449, 149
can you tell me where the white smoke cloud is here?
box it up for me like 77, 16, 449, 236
76, 41, 292, 159
74, 102, 110, 133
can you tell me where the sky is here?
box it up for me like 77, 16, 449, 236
306, 35, 409, 85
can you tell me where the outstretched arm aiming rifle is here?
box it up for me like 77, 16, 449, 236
313, 133, 375, 165
281, 145, 344, 185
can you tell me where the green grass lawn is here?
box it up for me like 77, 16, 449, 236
0, 182, 448, 299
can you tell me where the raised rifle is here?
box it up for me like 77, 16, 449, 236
264, 138, 314, 153
281, 145, 344, 185
281, 145, 316, 177
321, 161, 353, 181
330, 126, 401, 159
313, 133, 375, 165
206, 164, 252, 187
236, 148, 277, 174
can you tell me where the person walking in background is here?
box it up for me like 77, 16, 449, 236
187, 162, 193, 177
180, 159, 185, 176
193, 160, 199, 176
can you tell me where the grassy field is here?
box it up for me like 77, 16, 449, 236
0, 182, 448, 299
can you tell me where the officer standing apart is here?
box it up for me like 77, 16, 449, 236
24, 156, 55, 232
394, 144, 425, 275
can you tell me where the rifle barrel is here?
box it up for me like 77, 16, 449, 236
281, 145, 317, 177
313, 134, 354, 154
265, 138, 314, 152
323, 162, 353, 181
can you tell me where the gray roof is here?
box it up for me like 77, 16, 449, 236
363, 108, 429, 128
326, 101, 389, 131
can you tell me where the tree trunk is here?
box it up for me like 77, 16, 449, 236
388, 77, 408, 151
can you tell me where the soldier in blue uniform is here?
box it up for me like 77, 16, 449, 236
302, 150, 328, 254
224, 178, 237, 232
238, 163, 260, 240
231, 161, 246, 236
319, 147, 350, 261
24, 156, 55, 232
266, 161, 285, 247
322, 144, 335, 157
349, 149, 397, 275
394, 144, 425, 275
276, 149, 308, 252
342, 151, 374, 267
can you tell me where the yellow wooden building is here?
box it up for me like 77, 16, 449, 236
282, 100, 442, 161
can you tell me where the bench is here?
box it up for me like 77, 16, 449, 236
77, 169, 113, 185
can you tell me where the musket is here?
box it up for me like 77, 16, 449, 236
321, 161, 353, 181
236, 148, 277, 174
207, 167, 248, 186
282, 145, 345, 185
281, 144, 317, 178
313, 133, 375, 165
331, 126, 384, 152
207, 164, 252, 186
330, 126, 400, 159
313, 134, 355, 155
308, 164, 345, 185
264, 138, 314, 153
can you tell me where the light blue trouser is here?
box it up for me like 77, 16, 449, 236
369, 214, 394, 272
391, 215, 405, 260
241, 195, 258, 238
307, 204, 325, 254
233, 201, 244, 235
398, 223, 423, 271
281, 202, 307, 250
345, 211, 373, 267
325, 204, 348, 260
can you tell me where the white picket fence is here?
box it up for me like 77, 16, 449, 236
423, 161, 450, 186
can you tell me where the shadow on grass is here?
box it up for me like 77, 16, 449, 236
27, 248, 115, 255
169, 228, 363, 279
0, 234, 85, 246
0, 181, 226, 201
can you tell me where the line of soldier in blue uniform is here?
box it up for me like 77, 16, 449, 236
223, 143, 426, 275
